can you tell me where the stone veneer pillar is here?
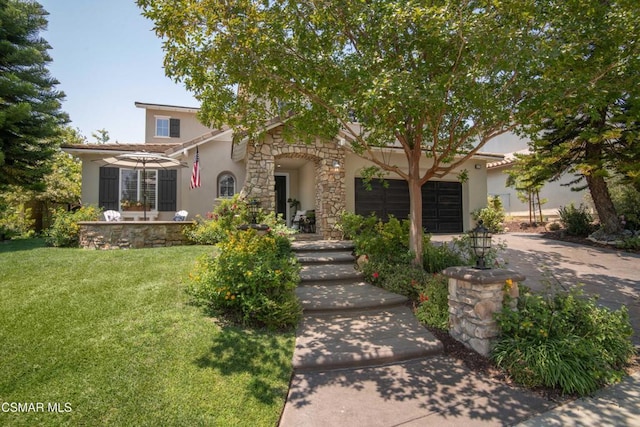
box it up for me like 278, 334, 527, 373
442, 266, 524, 356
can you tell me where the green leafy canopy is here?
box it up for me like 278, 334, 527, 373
138, 0, 639, 259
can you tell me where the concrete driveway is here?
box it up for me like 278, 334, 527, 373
435, 232, 640, 348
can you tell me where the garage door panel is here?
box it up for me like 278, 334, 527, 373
355, 178, 462, 233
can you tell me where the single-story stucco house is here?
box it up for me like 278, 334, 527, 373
63, 102, 505, 239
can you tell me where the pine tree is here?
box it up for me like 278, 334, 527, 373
522, 98, 640, 235
0, 0, 68, 191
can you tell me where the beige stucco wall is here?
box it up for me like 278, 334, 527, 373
298, 161, 316, 211
143, 108, 212, 144
175, 140, 246, 218
344, 151, 488, 231
488, 166, 590, 218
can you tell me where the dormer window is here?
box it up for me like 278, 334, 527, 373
155, 116, 181, 138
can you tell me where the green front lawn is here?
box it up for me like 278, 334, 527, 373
0, 239, 295, 426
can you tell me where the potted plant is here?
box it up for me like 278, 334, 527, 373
287, 198, 301, 211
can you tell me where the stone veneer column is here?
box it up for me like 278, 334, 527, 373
442, 266, 524, 357
317, 156, 346, 239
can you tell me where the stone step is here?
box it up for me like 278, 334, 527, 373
296, 251, 356, 265
299, 263, 362, 283
292, 240, 355, 253
296, 282, 408, 314
293, 305, 443, 372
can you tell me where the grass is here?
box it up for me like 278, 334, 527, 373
0, 239, 295, 426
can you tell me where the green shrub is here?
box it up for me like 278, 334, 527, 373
610, 180, 640, 231
422, 238, 465, 273
617, 236, 640, 250
187, 228, 301, 329
360, 258, 427, 300
0, 189, 35, 240
45, 205, 102, 247
547, 222, 561, 231
493, 284, 635, 396
414, 274, 449, 330
558, 203, 594, 236
185, 196, 295, 245
471, 196, 505, 233
340, 212, 410, 263
185, 196, 252, 244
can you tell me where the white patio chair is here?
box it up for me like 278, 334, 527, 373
291, 210, 306, 230
103, 210, 121, 222
173, 210, 188, 221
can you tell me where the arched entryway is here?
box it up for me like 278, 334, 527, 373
242, 127, 346, 239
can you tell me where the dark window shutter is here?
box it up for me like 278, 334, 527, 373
169, 118, 180, 138
158, 169, 177, 212
98, 167, 119, 210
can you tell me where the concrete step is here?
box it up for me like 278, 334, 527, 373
296, 251, 356, 265
299, 264, 362, 283
293, 305, 443, 372
296, 282, 408, 314
292, 240, 355, 253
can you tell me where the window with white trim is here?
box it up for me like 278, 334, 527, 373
218, 173, 236, 198
120, 169, 157, 210
155, 117, 170, 137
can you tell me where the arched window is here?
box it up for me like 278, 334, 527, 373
218, 173, 236, 198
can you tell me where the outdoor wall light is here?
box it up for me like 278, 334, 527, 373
475, 164, 482, 169
332, 160, 341, 169
470, 220, 492, 269
248, 199, 261, 224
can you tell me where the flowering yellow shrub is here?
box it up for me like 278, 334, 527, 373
187, 228, 301, 329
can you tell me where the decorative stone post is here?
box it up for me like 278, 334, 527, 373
443, 266, 524, 357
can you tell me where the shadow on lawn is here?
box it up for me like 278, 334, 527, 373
0, 238, 46, 253
194, 325, 293, 405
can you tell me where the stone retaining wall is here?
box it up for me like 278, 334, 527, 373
78, 221, 193, 249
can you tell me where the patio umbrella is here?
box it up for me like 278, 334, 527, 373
94, 151, 187, 220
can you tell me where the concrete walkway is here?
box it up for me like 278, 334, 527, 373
280, 234, 640, 426
279, 238, 558, 426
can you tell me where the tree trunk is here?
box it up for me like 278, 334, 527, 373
586, 174, 621, 234
536, 190, 543, 223
408, 178, 423, 266
407, 151, 423, 267
584, 124, 621, 235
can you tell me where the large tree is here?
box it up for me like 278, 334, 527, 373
518, 98, 640, 234
0, 0, 68, 191
512, 0, 640, 235
138, 0, 638, 264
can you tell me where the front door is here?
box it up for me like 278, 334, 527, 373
275, 174, 287, 223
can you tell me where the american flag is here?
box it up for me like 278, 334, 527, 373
190, 147, 201, 189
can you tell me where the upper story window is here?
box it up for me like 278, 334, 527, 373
156, 117, 169, 137
218, 173, 236, 198
155, 116, 181, 138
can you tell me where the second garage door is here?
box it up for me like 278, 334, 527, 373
355, 178, 463, 233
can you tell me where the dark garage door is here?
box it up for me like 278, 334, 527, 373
355, 178, 463, 233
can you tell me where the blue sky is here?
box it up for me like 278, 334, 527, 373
40, 0, 198, 143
